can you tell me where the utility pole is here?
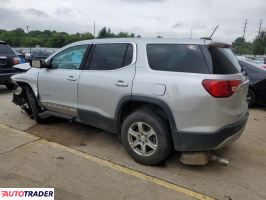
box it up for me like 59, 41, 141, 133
258, 19, 262, 36
93, 21, 96, 38
242, 19, 248, 39
26, 25, 31, 52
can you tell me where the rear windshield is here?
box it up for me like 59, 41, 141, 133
146, 44, 210, 74
206, 47, 241, 74
0, 44, 14, 55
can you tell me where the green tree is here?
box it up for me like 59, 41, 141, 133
253, 31, 266, 55
232, 37, 253, 55
98, 27, 135, 38
0, 27, 136, 48
98, 27, 115, 38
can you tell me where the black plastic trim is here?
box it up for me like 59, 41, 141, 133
78, 109, 117, 134
78, 95, 177, 136
173, 112, 249, 151
114, 95, 177, 135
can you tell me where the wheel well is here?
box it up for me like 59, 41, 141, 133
249, 86, 256, 97
17, 82, 32, 91
119, 101, 170, 128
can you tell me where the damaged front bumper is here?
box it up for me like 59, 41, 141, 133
12, 86, 33, 118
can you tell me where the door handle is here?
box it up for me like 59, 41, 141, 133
115, 80, 128, 87
67, 76, 77, 81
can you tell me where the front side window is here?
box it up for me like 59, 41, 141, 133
51, 45, 88, 70
146, 44, 209, 74
90, 43, 133, 70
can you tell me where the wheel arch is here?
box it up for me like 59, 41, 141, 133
115, 95, 177, 135
16, 80, 38, 98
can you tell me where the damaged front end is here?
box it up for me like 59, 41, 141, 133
12, 86, 34, 119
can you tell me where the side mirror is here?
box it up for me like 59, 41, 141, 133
30, 59, 42, 68
30, 59, 50, 69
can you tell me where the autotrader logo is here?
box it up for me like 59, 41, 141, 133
0, 188, 54, 200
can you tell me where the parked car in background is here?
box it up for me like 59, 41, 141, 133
238, 59, 266, 107
14, 50, 26, 63
25, 50, 52, 62
237, 56, 266, 70
255, 57, 266, 65
0, 41, 20, 89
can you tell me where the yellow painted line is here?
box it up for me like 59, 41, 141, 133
0, 123, 214, 200
48, 141, 215, 200
0, 124, 39, 140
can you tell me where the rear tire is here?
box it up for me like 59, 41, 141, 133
247, 89, 255, 108
121, 110, 172, 165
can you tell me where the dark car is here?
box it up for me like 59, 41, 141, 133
0, 41, 20, 89
25, 50, 52, 62
239, 59, 266, 107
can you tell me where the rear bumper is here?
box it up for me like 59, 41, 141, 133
172, 112, 249, 151
0, 73, 16, 83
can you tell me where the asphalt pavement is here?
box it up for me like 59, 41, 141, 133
0, 86, 265, 200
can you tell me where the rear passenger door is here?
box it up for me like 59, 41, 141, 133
78, 43, 136, 132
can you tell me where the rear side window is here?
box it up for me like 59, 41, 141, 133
90, 43, 133, 70
0, 44, 14, 54
207, 47, 241, 74
146, 44, 209, 73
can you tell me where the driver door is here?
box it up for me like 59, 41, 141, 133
38, 44, 88, 116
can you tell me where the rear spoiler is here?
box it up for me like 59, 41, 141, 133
207, 42, 231, 48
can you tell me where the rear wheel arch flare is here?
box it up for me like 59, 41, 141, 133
116, 96, 177, 134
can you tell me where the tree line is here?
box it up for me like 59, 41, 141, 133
1, 27, 265, 55
232, 31, 266, 55
0, 27, 136, 48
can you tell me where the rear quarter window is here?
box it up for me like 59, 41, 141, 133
146, 44, 210, 74
0, 44, 14, 55
206, 47, 241, 74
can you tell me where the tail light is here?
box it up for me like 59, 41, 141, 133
13, 57, 21, 65
202, 79, 242, 98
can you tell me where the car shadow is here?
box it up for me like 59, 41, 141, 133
250, 104, 266, 111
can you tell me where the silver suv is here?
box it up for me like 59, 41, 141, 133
12, 38, 249, 165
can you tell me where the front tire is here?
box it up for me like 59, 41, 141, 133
121, 110, 172, 165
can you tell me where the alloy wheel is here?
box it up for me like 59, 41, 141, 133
127, 122, 158, 156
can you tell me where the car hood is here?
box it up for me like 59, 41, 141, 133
13, 63, 31, 71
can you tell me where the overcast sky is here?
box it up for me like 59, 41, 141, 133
0, 0, 265, 43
